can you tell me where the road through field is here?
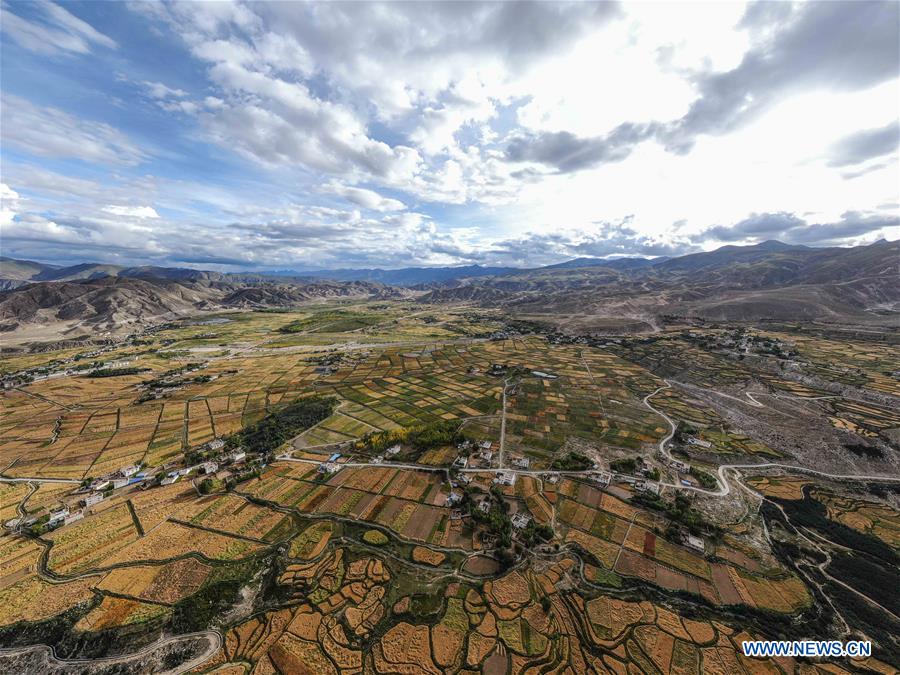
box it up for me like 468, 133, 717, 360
640, 380, 900, 498
0, 475, 81, 484
498, 377, 511, 470
0, 630, 221, 675
642, 382, 677, 463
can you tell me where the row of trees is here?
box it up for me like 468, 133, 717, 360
86, 367, 149, 378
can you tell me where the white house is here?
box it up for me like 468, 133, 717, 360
83, 492, 104, 507
687, 437, 712, 449
386, 444, 401, 456
48, 506, 70, 525
635, 480, 660, 496
318, 462, 340, 474
200, 461, 219, 475
478, 440, 492, 450
511, 513, 531, 529
209, 438, 225, 451
511, 456, 530, 470
685, 535, 705, 553
671, 459, 691, 473
493, 471, 517, 486
591, 472, 611, 487
445, 491, 463, 507
64, 510, 84, 526
111, 478, 129, 489
453, 455, 468, 469
161, 475, 179, 485
119, 465, 140, 478
231, 450, 247, 463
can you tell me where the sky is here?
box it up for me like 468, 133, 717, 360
1, 0, 898, 271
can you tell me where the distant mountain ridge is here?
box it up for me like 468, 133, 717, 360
418, 239, 900, 329
2, 239, 897, 341
1, 257, 661, 289
272, 264, 524, 286
542, 256, 666, 271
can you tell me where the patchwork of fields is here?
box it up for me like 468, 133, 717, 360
1, 306, 898, 673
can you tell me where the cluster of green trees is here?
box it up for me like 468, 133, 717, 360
465, 487, 554, 567
354, 419, 462, 454
844, 443, 883, 459
550, 452, 593, 471
672, 421, 698, 445
170, 562, 256, 633
690, 467, 718, 489
609, 457, 659, 479
137, 363, 207, 401
71, 360, 104, 370
278, 320, 311, 333
467, 486, 512, 550
633, 491, 712, 538
26, 514, 52, 536
610, 457, 639, 473
227, 396, 338, 456
519, 520, 554, 548
198, 477, 225, 494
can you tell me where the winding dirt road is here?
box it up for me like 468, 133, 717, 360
640, 380, 899, 498
0, 631, 221, 675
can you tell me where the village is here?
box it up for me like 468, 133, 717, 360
9, 436, 254, 536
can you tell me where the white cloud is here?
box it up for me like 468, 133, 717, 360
102, 205, 160, 219
1, 94, 148, 166
1, 1, 116, 56
141, 81, 189, 99
0, 183, 22, 227
322, 183, 405, 212
3, 1, 898, 269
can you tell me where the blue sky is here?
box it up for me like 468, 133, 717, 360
1, 1, 898, 271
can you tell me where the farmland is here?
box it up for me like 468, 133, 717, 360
0, 303, 898, 672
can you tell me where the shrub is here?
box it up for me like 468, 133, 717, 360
362, 529, 388, 546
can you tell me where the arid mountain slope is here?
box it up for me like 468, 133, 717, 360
218, 281, 403, 308
421, 239, 900, 328
0, 276, 401, 342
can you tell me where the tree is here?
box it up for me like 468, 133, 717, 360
199, 478, 223, 494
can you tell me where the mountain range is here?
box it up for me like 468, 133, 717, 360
0, 256, 664, 290
1, 239, 897, 343
417, 239, 899, 331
